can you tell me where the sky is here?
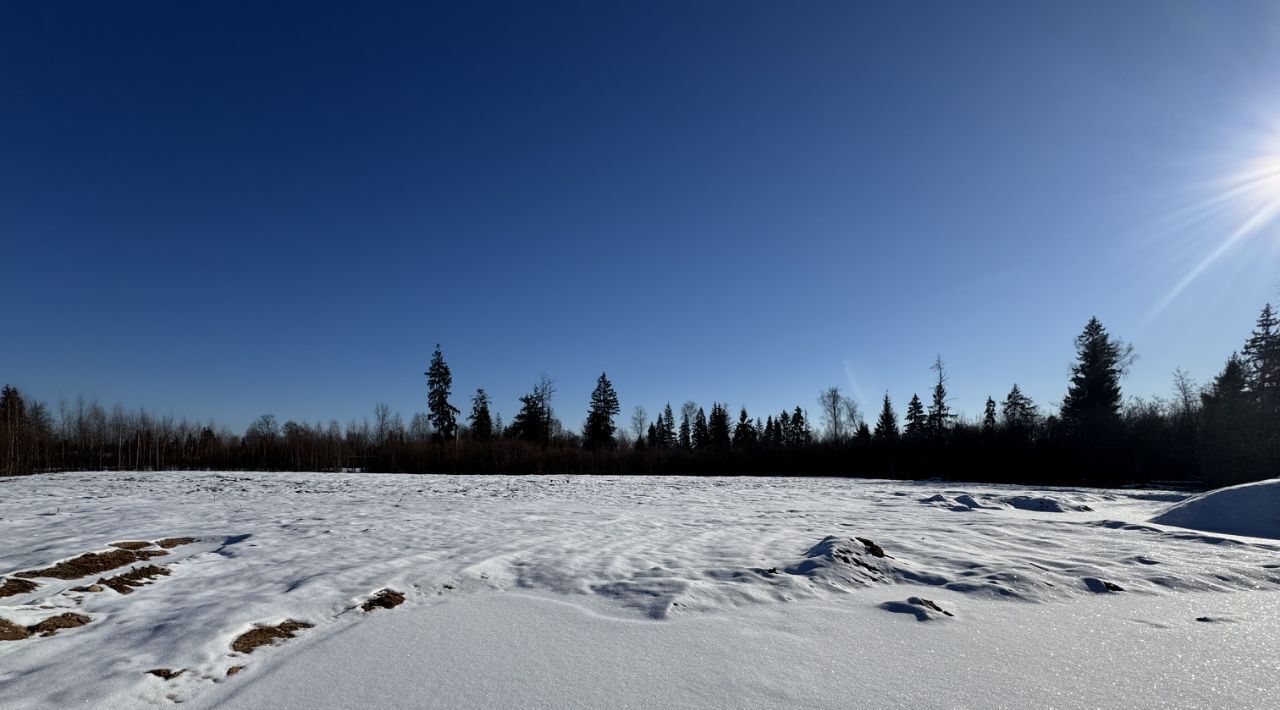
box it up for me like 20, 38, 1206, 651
3, 1, 1280, 433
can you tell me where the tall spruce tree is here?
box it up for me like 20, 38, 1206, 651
874, 393, 899, 442
425, 344, 460, 441
708, 403, 732, 449
1243, 303, 1279, 417
904, 394, 926, 438
467, 389, 493, 441
583, 372, 621, 450
656, 403, 677, 448
926, 356, 954, 436
732, 407, 758, 448
1061, 317, 1129, 427
982, 396, 997, 434
692, 407, 710, 449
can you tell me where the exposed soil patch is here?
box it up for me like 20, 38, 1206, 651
856, 537, 889, 558
361, 588, 405, 612
98, 565, 170, 594
0, 577, 39, 598
110, 541, 154, 551
70, 584, 104, 593
231, 619, 313, 654
148, 668, 185, 680
0, 618, 30, 641
157, 537, 197, 549
226, 665, 244, 677
27, 612, 92, 637
16, 549, 168, 580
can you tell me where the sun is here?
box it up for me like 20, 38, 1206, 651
1149, 130, 1280, 317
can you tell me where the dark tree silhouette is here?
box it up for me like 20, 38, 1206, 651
874, 393, 899, 442
1002, 384, 1038, 435
927, 356, 954, 436
583, 372, 621, 450
732, 407, 758, 449
708, 403, 731, 449
1061, 318, 1129, 428
426, 345, 460, 441
468, 389, 493, 441
904, 394, 926, 438
982, 396, 997, 435
692, 407, 709, 449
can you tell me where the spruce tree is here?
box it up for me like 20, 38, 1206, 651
982, 396, 997, 434
732, 407, 758, 448
692, 407, 710, 449
873, 393, 899, 442
468, 389, 493, 441
425, 344, 460, 441
583, 372, 621, 450
1002, 384, 1038, 434
708, 403, 732, 449
1200, 354, 1257, 484
855, 421, 872, 444
1061, 318, 1129, 427
678, 411, 693, 450
1243, 303, 1279, 418
926, 356, 954, 436
661, 403, 677, 447
904, 394, 926, 438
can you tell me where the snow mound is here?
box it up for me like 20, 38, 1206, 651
1150, 479, 1280, 539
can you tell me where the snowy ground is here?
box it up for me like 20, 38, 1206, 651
1, 472, 1278, 709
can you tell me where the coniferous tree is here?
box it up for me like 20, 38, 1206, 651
763, 416, 778, 447
854, 421, 872, 444
425, 344, 460, 441
926, 356, 954, 436
1243, 303, 1279, 419
1200, 353, 1257, 484
904, 394, 926, 438
467, 389, 493, 441
732, 407, 758, 449
1061, 318, 1129, 428
982, 396, 997, 435
873, 393, 899, 442
1002, 384, 1039, 434
708, 403, 732, 449
661, 403, 677, 447
777, 410, 792, 446
646, 422, 659, 447
788, 407, 812, 447
583, 372, 621, 450
692, 407, 710, 449
511, 376, 555, 445
678, 412, 693, 450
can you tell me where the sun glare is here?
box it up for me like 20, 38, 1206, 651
1150, 130, 1280, 317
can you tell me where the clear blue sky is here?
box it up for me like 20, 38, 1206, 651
4, 1, 1279, 433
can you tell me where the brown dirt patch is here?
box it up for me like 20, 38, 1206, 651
148, 668, 185, 680
0, 577, 39, 598
157, 537, 197, 549
27, 612, 92, 637
0, 618, 30, 641
231, 619, 313, 654
110, 541, 154, 551
98, 565, 170, 594
16, 549, 168, 580
226, 665, 244, 677
70, 584, 104, 593
361, 588, 405, 612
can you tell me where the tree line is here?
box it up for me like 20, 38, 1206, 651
3, 305, 1277, 487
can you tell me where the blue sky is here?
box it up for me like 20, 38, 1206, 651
3, 1, 1279, 433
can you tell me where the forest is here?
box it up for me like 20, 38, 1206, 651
3, 305, 1277, 488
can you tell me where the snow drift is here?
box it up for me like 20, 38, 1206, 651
1150, 478, 1280, 539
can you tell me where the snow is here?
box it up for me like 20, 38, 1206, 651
1, 472, 1279, 709
1150, 477, 1280, 540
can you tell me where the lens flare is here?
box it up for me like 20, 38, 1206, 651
1149, 138, 1280, 318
